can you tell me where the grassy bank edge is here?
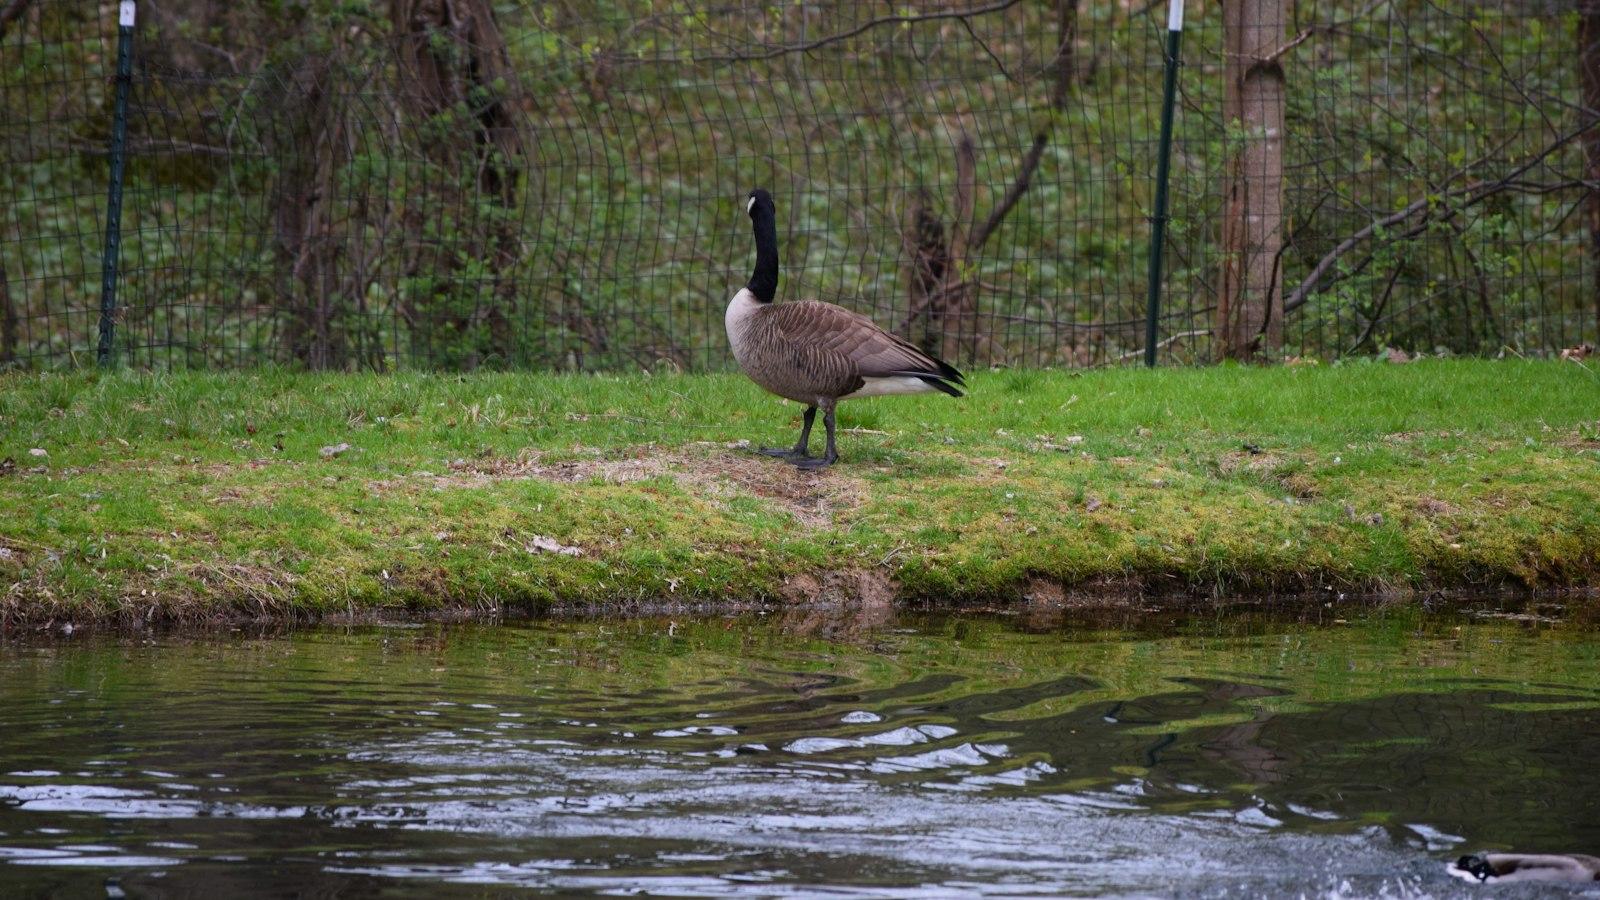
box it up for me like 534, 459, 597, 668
3, 361, 1599, 630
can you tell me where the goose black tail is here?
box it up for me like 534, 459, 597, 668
893, 371, 964, 398
932, 358, 966, 386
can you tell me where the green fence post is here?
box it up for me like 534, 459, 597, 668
1144, 0, 1184, 368
97, 1, 136, 368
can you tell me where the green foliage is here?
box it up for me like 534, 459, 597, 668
0, 2, 1594, 372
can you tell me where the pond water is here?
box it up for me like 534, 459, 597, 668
1, 605, 1597, 897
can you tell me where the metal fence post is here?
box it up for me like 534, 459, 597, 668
1144, 0, 1184, 368
97, 1, 136, 368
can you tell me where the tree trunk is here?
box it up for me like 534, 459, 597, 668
0, 0, 34, 42
1216, 0, 1287, 361
272, 55, 348, 370
0, 261, 16, 367
1582, 1, 1600, 343
393, 0, 525, 367
901, 188, 949, 357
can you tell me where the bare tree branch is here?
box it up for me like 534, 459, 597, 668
1345, 256, 1406, 354
1252, 0, 1389, 66
1112, 329, 1211, 363
1285, 117, 1600, 314
700, 0, 1025, 62
72, 139, 234, 158
968, 0, 1077, 253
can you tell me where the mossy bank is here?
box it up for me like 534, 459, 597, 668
2, 360, 1598, 629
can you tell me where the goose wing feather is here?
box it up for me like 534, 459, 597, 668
764, 300, 964, 383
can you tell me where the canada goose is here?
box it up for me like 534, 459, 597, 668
1448, 853, 1600, 883
726, 189, 965, 468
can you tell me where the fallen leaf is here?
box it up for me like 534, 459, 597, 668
1085, 496, 1103, 512
28, 448, 47, 458
1385, 347, 1412, 363
319, 442, 352, 459
527, 535, 582, 557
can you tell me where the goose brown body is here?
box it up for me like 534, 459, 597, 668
727, 295, 961, 406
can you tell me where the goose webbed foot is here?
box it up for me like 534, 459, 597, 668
756, 405, 817, 463
788, 405, 839, 469
790, 452, 837, 470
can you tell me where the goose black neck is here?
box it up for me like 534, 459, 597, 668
747, 205, 778, 304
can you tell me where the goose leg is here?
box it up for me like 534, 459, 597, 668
759, 406, 816, 460
792, 403, 838, 469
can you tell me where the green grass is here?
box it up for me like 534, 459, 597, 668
2, 359, 1598, 626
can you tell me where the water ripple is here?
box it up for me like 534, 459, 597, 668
0, 612, 1595, 896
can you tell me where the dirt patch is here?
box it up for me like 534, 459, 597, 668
401, 445, 867, 529
438, 447, 674, 485
1415, 496, 1455, 516
1279, 472, 1320, 499
1217, 450, 1320, 498
686, 448, 866, 528
1218, 449, 1285, 476
1554, 423, 1600, 451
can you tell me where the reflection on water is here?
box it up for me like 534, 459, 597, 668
1, 607, 1597, 896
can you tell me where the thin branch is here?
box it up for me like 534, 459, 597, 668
701, 0, 1024, 62
957, 15, 1017, 84
969, 136, 1048, 254
1112, 329, 1210, 363
1439, 199, 1503, 348
968, 0, 1077, 253
1253, 0, 1389, 66
1258, 28, 1314, 66
72, 139, 236, 158
1345, 258, 1406, 354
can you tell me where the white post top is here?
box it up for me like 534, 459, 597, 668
119, 1, 136, 27
1168, 0, 1185, 31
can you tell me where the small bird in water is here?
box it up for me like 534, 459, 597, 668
726, 189, 965, 468
1449, 852, 1600, 883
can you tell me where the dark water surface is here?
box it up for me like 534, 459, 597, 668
2, 607, 1598, 897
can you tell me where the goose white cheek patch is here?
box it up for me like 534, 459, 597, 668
747, 196, 756, 214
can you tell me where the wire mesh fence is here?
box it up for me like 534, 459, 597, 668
2, 0, 1597, 372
